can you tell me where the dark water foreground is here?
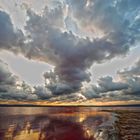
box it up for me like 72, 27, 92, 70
0, 107, 139, 140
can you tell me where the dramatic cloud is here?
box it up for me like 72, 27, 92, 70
0, 59, 17, 86
118, 59, 140, 96
0, 59, 38, 100
90, 59, 140, 100
94, 76, 129, 93
81, 85, 101, 99
48, 92, 86, 102
34, 86, 53, 99
66, 0, 140, 40
0, 11, 23, 51
0, 0, 140, 99
118, 59, 140, 79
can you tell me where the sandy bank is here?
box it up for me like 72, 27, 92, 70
115, 110, 140, 140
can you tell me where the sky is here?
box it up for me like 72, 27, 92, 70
0, 0, 140, 105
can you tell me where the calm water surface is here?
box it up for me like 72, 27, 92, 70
0, 106, 137, 140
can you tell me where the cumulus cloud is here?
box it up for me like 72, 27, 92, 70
48, 92, 86, 102
94, 76, 129, 93
34, 86, 53, 99
0, 11, 23, 52
0, 59, 17, 85
19, 4, 135, 95
66, 0, 140, 40
89, 59, 140, 100
0, 59, 38, 100
118, 59, 140, 79
117, 59, 140, 96
0, 0, 140, 98
81, 85, 101, 99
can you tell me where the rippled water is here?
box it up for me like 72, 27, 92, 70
0, 107, 121, 140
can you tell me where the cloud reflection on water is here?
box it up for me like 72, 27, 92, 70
0, 107, 115, 140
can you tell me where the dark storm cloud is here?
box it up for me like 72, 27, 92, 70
43, 70, 76, 95
22, 7, 131, 95
0, 0, 140, 97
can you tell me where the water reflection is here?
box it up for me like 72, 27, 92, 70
0, 107, 115, 140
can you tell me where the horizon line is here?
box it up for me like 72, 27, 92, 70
0, 104, 140, 107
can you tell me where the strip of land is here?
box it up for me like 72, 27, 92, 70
0, 103, 140, 107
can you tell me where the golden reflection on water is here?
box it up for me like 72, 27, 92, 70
0, 107, 112, 140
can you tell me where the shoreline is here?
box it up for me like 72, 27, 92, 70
94, 112, 119, 140
114, 110, 140, 140
95, 109, 140, 140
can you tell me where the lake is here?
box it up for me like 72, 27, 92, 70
0, 106, 139, 140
